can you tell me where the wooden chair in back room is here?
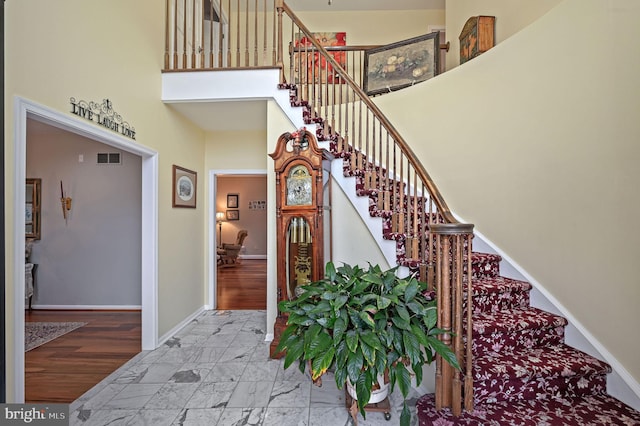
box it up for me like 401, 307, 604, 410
217, 229, 248, 267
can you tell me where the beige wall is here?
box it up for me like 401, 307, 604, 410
445, 0, 561, 69
205, 129, 268, 170
5, 0, 207, 399
376, 0, 640, 384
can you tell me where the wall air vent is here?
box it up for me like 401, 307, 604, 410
97, 152, 122, 164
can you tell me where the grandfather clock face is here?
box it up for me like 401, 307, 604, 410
286, 165, 313, 206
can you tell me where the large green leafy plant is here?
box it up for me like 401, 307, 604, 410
275, 262, 459, 426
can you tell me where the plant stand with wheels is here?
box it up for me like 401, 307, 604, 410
345, 388, 391, 424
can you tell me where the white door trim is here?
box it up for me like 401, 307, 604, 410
12, 97, 159, 402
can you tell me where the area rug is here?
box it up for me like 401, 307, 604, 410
25, 322, 87, 352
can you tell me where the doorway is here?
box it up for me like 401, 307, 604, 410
210, 170, 267, 310
12, 97, 159, 402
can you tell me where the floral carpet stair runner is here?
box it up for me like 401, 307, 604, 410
414, 252, 640, 425
280, 83, 640, 424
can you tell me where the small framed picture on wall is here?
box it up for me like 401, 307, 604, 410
226, 210, 239, 221
172, 165, 197, 208
227, 193, 239, 208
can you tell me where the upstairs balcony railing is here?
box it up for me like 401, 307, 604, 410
164, 0, 474, 416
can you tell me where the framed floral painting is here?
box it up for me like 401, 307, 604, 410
363, 32, 439, 96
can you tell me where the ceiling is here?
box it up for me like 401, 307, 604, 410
167, 101, 267, 132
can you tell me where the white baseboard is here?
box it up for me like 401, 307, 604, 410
30, 304, 142, 310
239, 254, 267, 260
157, 306, 206, 346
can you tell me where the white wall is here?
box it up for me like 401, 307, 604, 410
330, 181, 389, 270
375, 0, 640, 398
26, 120, 142, 306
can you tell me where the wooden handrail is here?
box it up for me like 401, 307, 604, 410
289, 44, 383, 53
281, 2, 458, 225
290, 43, 450, 53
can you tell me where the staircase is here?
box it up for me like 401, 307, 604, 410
163, 1, 640, 421
416, 252, 640, 425
335, 137, 640, 424
337, 145, 640, 424
278, 84, 640, 426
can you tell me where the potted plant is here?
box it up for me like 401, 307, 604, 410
275, 261, 460, 426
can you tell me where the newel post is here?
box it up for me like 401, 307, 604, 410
431, 223, 475, 416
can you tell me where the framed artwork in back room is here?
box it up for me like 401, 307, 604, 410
227, 193, 239, 208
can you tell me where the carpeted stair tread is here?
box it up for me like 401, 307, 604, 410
471, 252, 502, 262
471, 307, 567, 355
473, 307, 567, 336
472, 276, 531, 296
469, 276, 532, 313
474, 343, 611, 382
473, 276, 531, 296
470, 252, 502, 278
416, 392, 640, 425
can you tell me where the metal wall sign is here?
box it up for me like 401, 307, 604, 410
70, 97, 136, 140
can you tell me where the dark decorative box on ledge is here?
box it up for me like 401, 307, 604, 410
459, 15, 495, 64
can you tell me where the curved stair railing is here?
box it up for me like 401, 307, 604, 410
277, 4, 475, 413
164, 0, 475, 415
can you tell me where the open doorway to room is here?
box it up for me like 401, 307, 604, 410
13, 98, 158, 403
23, 119, 142, 403
213, 172, 267, 310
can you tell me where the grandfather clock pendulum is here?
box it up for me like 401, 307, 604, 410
269, 128, 333, 358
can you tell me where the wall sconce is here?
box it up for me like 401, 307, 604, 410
60, 181, 72, 223
216, 212, 225, 247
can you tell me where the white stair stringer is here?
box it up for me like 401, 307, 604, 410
328, 155, 407, 275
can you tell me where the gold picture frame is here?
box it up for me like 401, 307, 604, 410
26, 178, 41, 239
172, 165, 197, 208
363, 32, 440, 96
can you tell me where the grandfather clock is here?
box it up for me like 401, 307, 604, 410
270, 128, 333, 358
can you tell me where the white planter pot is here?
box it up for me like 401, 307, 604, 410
346, 373, 390, 404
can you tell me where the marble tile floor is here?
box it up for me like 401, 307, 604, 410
70, 310, 420, 426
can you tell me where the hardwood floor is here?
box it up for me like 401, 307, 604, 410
23, 261, 265, 403
25, 310, 141, 403
217, 259, 267, 310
